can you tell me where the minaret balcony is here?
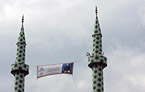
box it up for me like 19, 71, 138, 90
88, 55, 107, 69
11, 63, 29, 76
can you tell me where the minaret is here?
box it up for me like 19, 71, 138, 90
11, 15, 29, 92
87, 7, 107, 92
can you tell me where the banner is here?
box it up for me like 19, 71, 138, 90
37, 62, 74, 78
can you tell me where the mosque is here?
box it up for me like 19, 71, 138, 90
11, 7, 107, 92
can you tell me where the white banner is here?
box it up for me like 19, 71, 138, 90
37, 62, 74, 78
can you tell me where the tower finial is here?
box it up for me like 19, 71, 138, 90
21, 14, 24, 30
95, 6, 98, 16
22, 14, 24, 26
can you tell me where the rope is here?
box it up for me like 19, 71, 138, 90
29, 64, 37, 67
29, 58, 86, 67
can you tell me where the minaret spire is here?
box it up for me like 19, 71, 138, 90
22, 15, 24, 25
87, 7, 107, 92
11, 16, 29, 92
95, 7, 98, 16
21, 15, 24, 30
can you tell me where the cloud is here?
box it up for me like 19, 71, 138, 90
105, 43, 145, 92
139, 1, 145, 26
25, 60, 92, 92
23, 42, 145, 92
0, 0, 145, 92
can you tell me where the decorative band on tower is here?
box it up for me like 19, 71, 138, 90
87, 7, 107, 92
11, 15, 29, 92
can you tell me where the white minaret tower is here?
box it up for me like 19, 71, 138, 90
87, 7, 107, 92
11, 15, 29, 92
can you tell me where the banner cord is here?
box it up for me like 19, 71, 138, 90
29, 57, 86, 67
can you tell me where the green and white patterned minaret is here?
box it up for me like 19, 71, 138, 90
11, 15, 29, 92
87, 7, 107, 92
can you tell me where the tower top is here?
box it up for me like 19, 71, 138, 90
22, 15, 24, 26
21, 15, 24, 30
95, 6, 98, 16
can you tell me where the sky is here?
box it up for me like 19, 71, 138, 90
0, 0, 145, 92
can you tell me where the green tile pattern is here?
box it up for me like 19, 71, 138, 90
14, 73, 25, 92
11, 17, 29, 92
16, 29, 26, 64
88, 10, 107, 92
92, 66, 104, 92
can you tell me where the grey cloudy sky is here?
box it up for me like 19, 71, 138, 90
0, 0, 145, 92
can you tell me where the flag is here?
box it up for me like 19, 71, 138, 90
37, 62, 74, 78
